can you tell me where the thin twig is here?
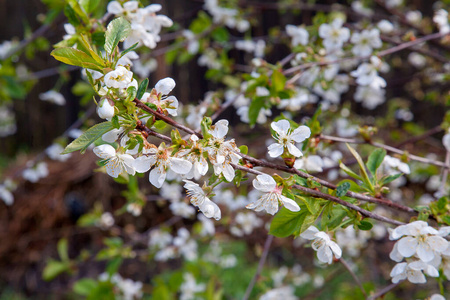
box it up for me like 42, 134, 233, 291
367, 282, 399, 300
320, 134, 449, 169
283, 32, 447, 76
242, 235, 274, 300
439, 151, 450, 197
339, 258, 367, 297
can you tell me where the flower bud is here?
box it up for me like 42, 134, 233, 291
97, 98, 115, 120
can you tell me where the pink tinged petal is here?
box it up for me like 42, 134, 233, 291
134, 156, 155, 173
169, 157, 192, 175
155, 77, 175, 95
291, 125, 311, 142
271, 120, 290, 136
317, 245, 333, 264
253, 174, 276, 192
268, 143, 284, 158
328, 241, 342, 258
300, 226, 319, 240
397, 236, 418, 258
93, 144, 116, 159
149, 167, 166, 188
287, 143, 302, 157
279, 195, 300, 212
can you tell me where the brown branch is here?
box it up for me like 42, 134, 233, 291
133, 98, 203, 139
319, 134, 449, 169
339, 258, 367, 297
293, 184, 404, 225
367, 282, 399, 300
240, 153, 416, 214
242, 235, 274, 300
283, 32, 448, 76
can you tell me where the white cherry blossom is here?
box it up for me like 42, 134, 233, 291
39, 90, 66, 106
350, 56, 386, 90
268, 120, 311, 158
97, 98, 115, 120
318, 18, 350, 51
286, 25, 309, 47
183, 180, 221, 220
141, 77, 179, 116
176, 135, 208, 180
433, 9, 450, 34
389, 221, 449, 262
350, 28, 382, 56
134, 144, 192, 188
46, 143, 71, 162
22, 162, 49, 183
390, 260, 439, 284
179, 273, 206, 300
246, 174, 300, 215
300, 226, 342, 264
294, 155, 324, 172
93, 144, 136, 178
377, 20, 395, 33
104, 66, 134, 89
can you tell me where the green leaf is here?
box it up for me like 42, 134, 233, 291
211, 27, 229, 42
380, 173, 403, 185
51, 47, 103, 71
322, 204, 348, 231
104, 17, 131, 54
366, 148, 386, 176
239, 145, 248, 155
248, 97, 266, 126
346, 144, 373, 192
271, 70, 286, 93
73, 279, 98, 296
136, 78, 149, 100
106, 257, 122, 276
336, 182, 351, 197
269, 205, 318, 237
357, 220, 373, 230
120, 42, 139, 58
64, 4, 81, 27
57, 238, 69, 262
62, 122, 114, 154
339, 162, 362, 181
79, 0, 101, 14
67, 0, 89, 24
43, 260, 70, 281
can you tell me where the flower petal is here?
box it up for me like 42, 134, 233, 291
287, 143, 302, 157
169, 157, 193, 175
397, 236, 418, 258
291, 125, 311, 142
93, 144, 116, 159
279, 195, 300, 212
268, 143, 284, 158
155, 77, 175, 95
271, 120, 290, 136
253, 174, 276, 192
149, 166, 166, 188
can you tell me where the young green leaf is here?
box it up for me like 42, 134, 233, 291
67, 0, 90, 24
62, 122, 114, 154
79, 0, 101, 14
43, 260, 70, 281
73, 279, 98, 296
357, 220, 373, 230
366, 148, 386, 176
346, 144, 373, 192
248, 97, 266, 126
51, 47, 104, 71
336, 182, 351, 197
380, 173, 403, 185
104, 17, 131, 54
136, 78, 149, 100
271, 70, 286, 93
57, 238, 69, 262
339, 162, 362, 181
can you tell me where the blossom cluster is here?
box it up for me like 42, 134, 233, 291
389, 221, 450, 284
